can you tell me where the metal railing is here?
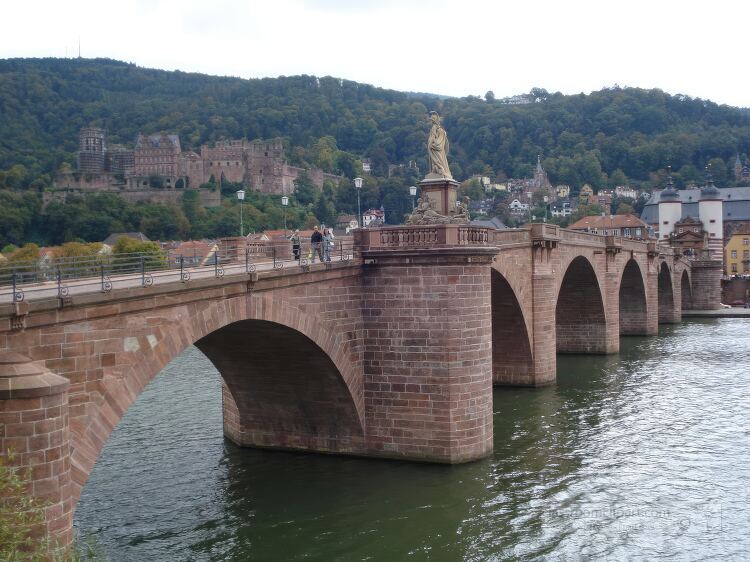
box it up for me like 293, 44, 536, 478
0, 239, 354, 304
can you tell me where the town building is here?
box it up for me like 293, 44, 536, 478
615, 185, 638, 200
550, 200, 572, 217
578, 185, 594, 204
509, 199, 530, 215
724, 226, 750, 276
363, 208, 385, 227
568, 214, 649, 239
556, 185, 570, 199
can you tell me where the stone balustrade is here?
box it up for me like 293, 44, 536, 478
354, 224, 495, 253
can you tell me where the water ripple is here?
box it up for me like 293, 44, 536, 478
75, 319, 750, 561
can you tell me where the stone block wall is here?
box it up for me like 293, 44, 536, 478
360, 250, 495, 463
690, 260, 724, 310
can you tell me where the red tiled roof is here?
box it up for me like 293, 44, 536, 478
568, 214, 648, 230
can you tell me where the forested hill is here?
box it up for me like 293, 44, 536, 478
2, 57, 750, 190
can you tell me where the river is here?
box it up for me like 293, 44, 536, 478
74, 318, 750, 561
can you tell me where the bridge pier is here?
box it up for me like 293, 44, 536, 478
0, 352, 73, 554
357, 228, 497, 463
689, 260, 723, 310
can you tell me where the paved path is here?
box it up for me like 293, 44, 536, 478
0, 254, 351, 305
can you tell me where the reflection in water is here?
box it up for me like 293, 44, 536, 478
75, 320, 750, 560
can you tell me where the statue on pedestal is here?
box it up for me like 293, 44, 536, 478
405, 112, 469, 225
427, 111, 452, 180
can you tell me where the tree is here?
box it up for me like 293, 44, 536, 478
293, 171, 317, 206
0, 454, 47, 560
484, 91, 495, 102
615, 202, 635, 215
55, 241, 102, 259
9, 243, 40, 263
314, 193, 336, 227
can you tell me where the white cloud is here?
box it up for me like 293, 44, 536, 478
1, 0, 748, 107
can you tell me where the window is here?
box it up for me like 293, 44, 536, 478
636, 228, 642, 236
624, 228, 631, 237
710, 219, 716, 223
744, 250, 749, 259
663, 221, 669, 225
732, 250, 737, 259
678, 228, 683, 233
732, 263, 738, 273
744, 238, 749, 246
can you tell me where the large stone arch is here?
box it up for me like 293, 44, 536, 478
491, 268, 533, 385
556, 255, 608, 353
658, 261, 676, 323
69, 294, 364, 503
619, 258, 649, 335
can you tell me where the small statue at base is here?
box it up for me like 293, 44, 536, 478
406, 196, 470, 225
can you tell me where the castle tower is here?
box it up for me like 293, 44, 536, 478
698, 171, 724, 260
657, 168, 682, 241
77, 127, 106, 174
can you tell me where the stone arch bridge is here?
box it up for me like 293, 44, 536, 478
0, 223, 722, 549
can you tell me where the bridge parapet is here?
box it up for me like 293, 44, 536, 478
354, 224, 496, 254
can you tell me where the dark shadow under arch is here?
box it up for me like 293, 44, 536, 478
196, 319, 364, 452
658, 262, 675, 323
556, 256, 607, 353
619, 259, 648, 335
681, 270, 692, 311
491, 269, 533, 385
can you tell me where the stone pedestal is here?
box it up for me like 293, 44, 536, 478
0, 352, 72, 554
419, 176, 460, 216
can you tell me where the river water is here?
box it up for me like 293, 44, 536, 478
74, 318, 750, 561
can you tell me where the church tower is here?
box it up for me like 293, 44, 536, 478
533, 155, 550, 189
735, 154, 743, 182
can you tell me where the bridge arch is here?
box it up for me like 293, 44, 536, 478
490, 268, 533, 385
69, 294, 363, 503
556, 255, 607, 353
680, 269, 693, 310
619, 259, 648, 335
658, 261, 676, 323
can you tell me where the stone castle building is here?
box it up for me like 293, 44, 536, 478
50, 129, 343, 208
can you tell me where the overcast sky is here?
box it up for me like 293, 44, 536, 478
2, 0, 748, 107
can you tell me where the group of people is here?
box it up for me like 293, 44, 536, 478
289, 226, 335, 263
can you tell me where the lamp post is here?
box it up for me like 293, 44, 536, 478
409, 185, 417, 211
281, 195, 289, 231
236, 189, 245, 237
354, 177, 363, 228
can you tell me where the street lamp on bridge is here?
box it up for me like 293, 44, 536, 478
354, 177, 363, 228
281, 195, 289, 231
236, 189, 246, 237
409, 185, 417, 210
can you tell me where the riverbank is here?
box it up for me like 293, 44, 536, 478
683, 308, 750, 317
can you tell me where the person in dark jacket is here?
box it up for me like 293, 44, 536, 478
310, 226, 324, 263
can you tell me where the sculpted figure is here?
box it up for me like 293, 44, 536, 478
427, 112, 452, 179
